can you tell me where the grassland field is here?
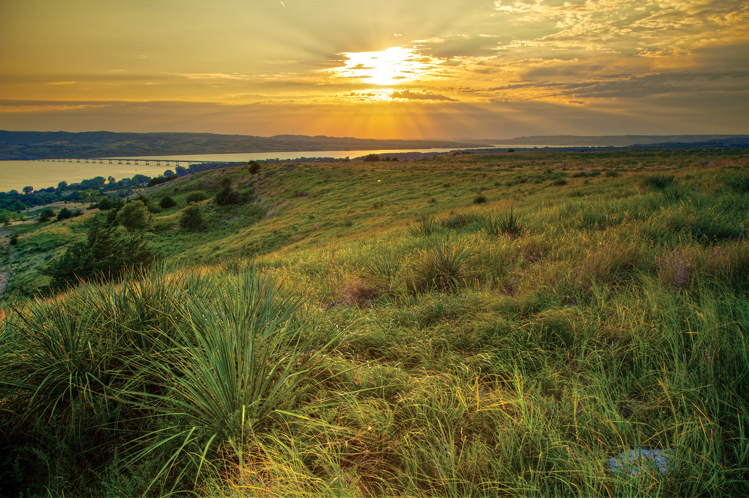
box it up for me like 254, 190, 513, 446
0, 148, 748, 497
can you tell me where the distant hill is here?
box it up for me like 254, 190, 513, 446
0, 131, 485, 160
467, 135, 749, 147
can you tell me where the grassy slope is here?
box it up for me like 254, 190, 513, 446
1, 149, 749, 497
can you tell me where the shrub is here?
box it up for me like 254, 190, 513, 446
56, 207, 73, 221
363, 154, 381, 162
473, 194, 488, 204
214, 179, 241, 206
186, 191, 207, 204
248, 161, 261, 175
38, 207, 55, 222
43, 216, 153, 287
116, 200, 154, 231
159, 196, 177, 209
9, 233, 18, 245
95, 197, 122, 211
179, 204, 204, 231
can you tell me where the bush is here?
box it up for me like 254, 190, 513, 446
248, 161, 261, 175
56, 207, 73, 221
116, 200, 154, 232
473, 194, 488, 204
95, 197, 123, 211
42, 216, 153, 287
159, 196, 177, 209
214, 179, 241, 206
9, 233, 18, 245
363, 154, 381, 162
186, 191, 207, 204
179, 204, 204, 231
38, 207, 55, 222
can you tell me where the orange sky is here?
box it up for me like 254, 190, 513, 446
1, 0, 748, 139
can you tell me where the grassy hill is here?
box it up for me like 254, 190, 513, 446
1, 148, 748, 497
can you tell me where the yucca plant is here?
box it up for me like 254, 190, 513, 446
360, 250, 403, 294
124, 268, 335, 494
410, 236, 473, 293
409, 216, 440, 237
485, 207, 525, 237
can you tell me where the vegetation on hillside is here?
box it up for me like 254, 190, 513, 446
1, 148, 748, 497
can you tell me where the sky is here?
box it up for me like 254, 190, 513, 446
1, 0, 748, 140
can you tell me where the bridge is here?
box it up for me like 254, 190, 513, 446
31, 158, 206, 167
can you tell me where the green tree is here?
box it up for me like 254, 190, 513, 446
116, 200, 154, 231
38, 207, 55, 222
179, 204, 204, 231
43, 216, 153, 288
22, 186, 33, 195
214, 178, 241, 205
248, 161, 261, 175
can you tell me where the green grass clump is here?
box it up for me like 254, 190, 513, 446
409, 216, 440, 237
485, 207, 525, 237
642, 174, 676, 189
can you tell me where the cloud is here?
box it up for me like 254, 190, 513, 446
389, 90, 457, 101
0, 101, 107, 113
492, 0, 749, 55
175, 73, 252, 80
47, 81, 76, 85
487, 69, 749, 100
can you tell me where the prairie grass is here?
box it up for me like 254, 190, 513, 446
2, 148, 749, 497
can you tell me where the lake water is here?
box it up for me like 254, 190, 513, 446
0, 147, 474, 193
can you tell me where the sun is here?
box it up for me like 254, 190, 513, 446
329, 47, 439, 86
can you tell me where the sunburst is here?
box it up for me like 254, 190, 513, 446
329, 47, 439, 85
